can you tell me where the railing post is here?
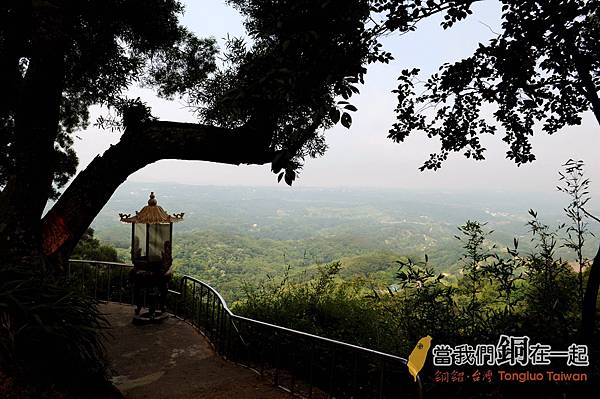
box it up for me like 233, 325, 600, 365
214, 300, 220, 347
290, 345, 296, 395
93, 263, 99, 299
173, 279, 179, 317
206, 290, 211, 332
107, 264, 112, 301
118, 264, 124, 303
206, 289, 210, 325
217, 304, 222, 353
81, 263, 85, 293
328, 348, 336, 399
259, 324, 265, 376
352, 351, 359, 397
274, 330, 280, 386
225, 313, 232, 358
198, 285, 204, 325
181, 278, 187, 320
192, 282, 198, 324
210, 293, 216, 340
378, 360, 385, 399
194, 282, 200, 326
220, 307, 225, 347
308, 341, 314, 399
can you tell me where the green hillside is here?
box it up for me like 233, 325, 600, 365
87, 183, 600, 301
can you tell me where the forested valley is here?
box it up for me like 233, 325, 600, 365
84, 182, 599, 301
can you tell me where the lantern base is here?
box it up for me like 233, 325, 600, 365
132, 310, 169, 325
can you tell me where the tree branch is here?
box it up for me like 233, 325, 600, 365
41, 120, 276, 262
583, 208, 600, 224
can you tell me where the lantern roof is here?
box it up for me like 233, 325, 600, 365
119, 192, 184, 224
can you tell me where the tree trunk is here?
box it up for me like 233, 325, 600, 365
581, 244, 600, 342
42, 120, 276, 264
567, 19, 600, 345
0, 2, 65, 271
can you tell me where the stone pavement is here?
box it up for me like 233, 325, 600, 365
100, 303, 292, 399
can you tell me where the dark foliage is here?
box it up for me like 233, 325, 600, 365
196, 0, 377, 184
0, 267, 110, 396
0, 0, 215, 197
389, 0, 600, 170
71, 228, 120, 262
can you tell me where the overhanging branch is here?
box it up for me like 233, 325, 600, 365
42, 120, 275, 259
136, 120, 276, 165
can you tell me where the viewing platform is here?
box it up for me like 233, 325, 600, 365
71, 260, 420, 399
102, 302, 291, 398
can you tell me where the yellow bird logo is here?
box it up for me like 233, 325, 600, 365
407, 336, 432, 382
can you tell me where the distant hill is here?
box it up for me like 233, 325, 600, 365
80, 182, 600, 300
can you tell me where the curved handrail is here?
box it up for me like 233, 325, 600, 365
69, 259, 134, 267
68, 260, 423, 399
181, 275, 235, 316
181, 276, 410, 365
178, 274, 423, 398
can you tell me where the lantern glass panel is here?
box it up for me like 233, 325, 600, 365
147, 223, 172, 262
133, 223, 146, 260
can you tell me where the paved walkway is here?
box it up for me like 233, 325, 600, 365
100, 303, 292, 399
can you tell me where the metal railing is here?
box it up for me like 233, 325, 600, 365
68, 259, 134, 304
68, 260, 423, 399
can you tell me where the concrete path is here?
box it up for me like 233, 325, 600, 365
100, 303, 292, 399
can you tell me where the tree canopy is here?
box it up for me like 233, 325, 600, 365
386, 0, 600, 341
389, 0, 600, 170
0, 0, 216, 195
0, 0, 384, 265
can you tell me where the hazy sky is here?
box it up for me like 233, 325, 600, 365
74, 0, 600, 199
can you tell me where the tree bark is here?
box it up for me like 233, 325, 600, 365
0, 1, 66, 270
571, 56, 600, 344
581, 245, 600, 342
41, 120, 276, 264
564, 15, 600, 344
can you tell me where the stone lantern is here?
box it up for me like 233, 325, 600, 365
119, 192, 184, 322
120, 192, 184, 264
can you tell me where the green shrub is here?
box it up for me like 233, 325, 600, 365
71, 228, 120, 262
233, 262, 391, 349
0, 267, 109, 394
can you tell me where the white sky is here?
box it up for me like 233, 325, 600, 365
74, 0, 600, 199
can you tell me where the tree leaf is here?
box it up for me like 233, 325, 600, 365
284, 170, 296, 186
329, 108, 341, 124
341, 112, 352, 129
